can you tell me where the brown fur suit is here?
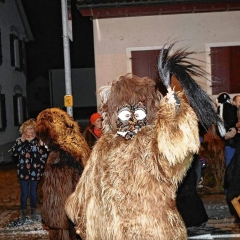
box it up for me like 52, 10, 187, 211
65, 74, 200, 240
35, 108, 90, 240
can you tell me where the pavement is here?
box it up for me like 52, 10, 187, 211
0, 163, 240, 240
0, 163, 49, 239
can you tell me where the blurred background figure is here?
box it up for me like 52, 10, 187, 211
83, 112, 102, 148
216, 92, 238, 167
10, 118, 48, 224
224, 95, 240, 223
233, 95, 240, 133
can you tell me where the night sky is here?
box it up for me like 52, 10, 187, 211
21, 0, 95, 83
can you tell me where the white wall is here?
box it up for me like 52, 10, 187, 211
93, 11, 240, 104
0, 0, 30, 162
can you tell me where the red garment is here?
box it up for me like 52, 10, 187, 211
94, 128, 101, 138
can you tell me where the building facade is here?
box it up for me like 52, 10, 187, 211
0, 0, 34, 163
76, 0, 240, 104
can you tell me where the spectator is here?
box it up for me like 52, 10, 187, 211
216, 92, 238, 167
224, 94, 240, 222
83, 112, 102, 148
233, 95, 240, 133
10, 118, 48, 224
176, 118, 208, 228
176, 157, 208, 228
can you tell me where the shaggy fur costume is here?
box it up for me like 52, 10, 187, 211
65, 74, 200, 240
35, 108, 90, 240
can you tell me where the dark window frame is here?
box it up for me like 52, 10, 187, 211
0, 94, 7, 131
10, 34, 23, 71
0, 29, 2, 65
13, 94, 26, 127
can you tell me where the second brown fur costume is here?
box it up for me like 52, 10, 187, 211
35, 108, 90, 240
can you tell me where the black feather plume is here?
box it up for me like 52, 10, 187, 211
158, 42, 225, 135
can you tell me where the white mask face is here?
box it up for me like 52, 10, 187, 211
117, 102, 147, 140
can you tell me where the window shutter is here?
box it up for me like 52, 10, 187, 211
0, 94, 7, 131
13, 94, 25, 126
0, 29, 2, 65
10, 34, 15, 67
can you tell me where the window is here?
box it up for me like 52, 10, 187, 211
0, 94, 7, 131
131, 49, 168, 95
10, 34, 23, 71
211, 46, 240, 94
0, 29, 2, 65
13, 94, 26, 126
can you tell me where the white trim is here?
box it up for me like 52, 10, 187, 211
205, 42, 240, 97
126, 46, 163, 73
189, 233, 240, 239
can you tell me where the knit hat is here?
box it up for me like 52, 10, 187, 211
90, 113, 102, 125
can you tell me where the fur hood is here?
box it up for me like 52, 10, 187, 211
98, 73, 162, 134
35, 108, 90, 167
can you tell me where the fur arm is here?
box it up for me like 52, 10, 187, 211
156, 91, 200, 167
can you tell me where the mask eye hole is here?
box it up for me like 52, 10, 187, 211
134, 109, 146, 120
118, 109, 132, 121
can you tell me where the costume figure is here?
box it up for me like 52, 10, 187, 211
35, 108, 91, 240
11, 118, 48, 224
65, 43, 223, 240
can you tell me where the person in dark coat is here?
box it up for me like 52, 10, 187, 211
216, 92, 238, 167
176, 154, 208, 228
11, 118, 48, 224
83, 112, 102, 148
224, 95, 240, 223
225, 140, 240, 223
176, 123, 208, 228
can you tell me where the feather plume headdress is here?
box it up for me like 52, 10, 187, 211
157, 42, 225, 136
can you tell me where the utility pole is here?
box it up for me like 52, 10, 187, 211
61, 0, 73, 117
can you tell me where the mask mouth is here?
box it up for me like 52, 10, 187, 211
117, 131, 134, 139
116, 102, 147, 140
117, 127, 140, 140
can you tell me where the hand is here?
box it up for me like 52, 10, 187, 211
166, 87, 175, 104
21, 133, 26, 142
224, 128, 237, 140
236, 122, 240, 133
166, 87, 180, 106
